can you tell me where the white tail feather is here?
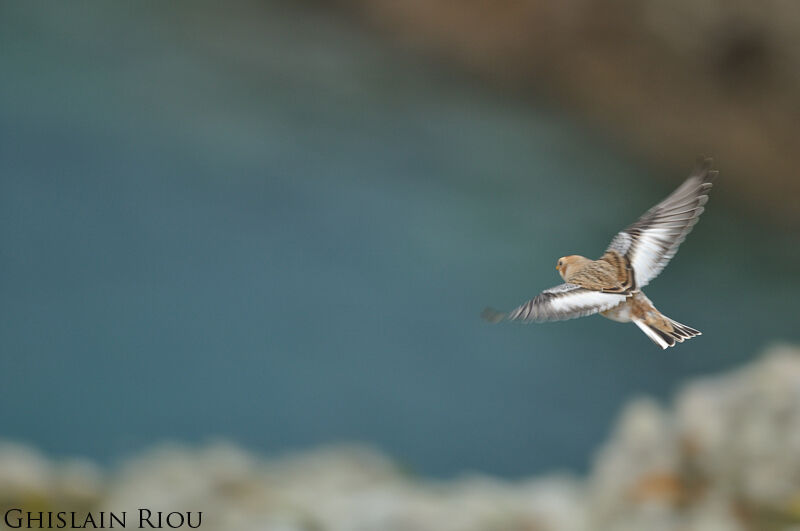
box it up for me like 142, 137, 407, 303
633, 319, 670, 349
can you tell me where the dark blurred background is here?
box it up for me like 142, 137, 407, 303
0, 0, 797, 479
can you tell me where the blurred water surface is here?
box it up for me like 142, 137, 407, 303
0, 1, 798, 477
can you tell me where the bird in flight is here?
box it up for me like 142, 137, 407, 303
482, 158, 717, 349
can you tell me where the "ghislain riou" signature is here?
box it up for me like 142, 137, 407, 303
3, 509, 202, 529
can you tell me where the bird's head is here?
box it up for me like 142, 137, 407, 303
556, 255, 586, 280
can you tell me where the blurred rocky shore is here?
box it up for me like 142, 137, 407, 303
336, 0, 800, 225
3, 344, 800, 530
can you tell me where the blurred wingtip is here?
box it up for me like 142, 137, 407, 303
481, 307, 506, 324
696, 155, 714, 167
694, 155, 717, 181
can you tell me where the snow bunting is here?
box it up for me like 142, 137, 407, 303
482, 158, 717, 349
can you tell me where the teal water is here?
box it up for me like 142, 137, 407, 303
0, 2, 798, 477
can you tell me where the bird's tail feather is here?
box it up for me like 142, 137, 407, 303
633, 316, 701, 349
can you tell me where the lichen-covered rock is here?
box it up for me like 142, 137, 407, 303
588, 343, 800, 530
0, 441, 102, 516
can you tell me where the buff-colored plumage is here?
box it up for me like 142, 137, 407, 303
558, 251, 633, 293
483, 158, 717, 349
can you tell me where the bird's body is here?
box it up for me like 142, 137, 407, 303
559, 251, 633, 293
483, 158, 717, 349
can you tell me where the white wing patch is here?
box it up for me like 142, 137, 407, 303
493, 283, 627, 323
547, 289, 623, 314
607, 231, 633, 255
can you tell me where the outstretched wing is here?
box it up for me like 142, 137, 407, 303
606, 157, 716, 289
482, 283, 628, 323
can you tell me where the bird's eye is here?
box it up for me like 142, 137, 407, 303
558, 260, 562, 267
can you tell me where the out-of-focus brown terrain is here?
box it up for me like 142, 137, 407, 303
337, 0, 800, 225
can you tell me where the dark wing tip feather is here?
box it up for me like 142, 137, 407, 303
695, 155, 713, 170
693, 156, 717, 183
481, 307, 506, 324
